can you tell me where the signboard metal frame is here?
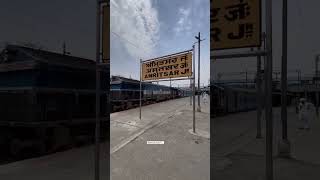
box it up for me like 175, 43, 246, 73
139, 48, 197, 133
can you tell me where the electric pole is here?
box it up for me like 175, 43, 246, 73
195, 32, 205, 112
63, 42, 66, 55
279, 0, 291, 158
95, 1, 101, 180
316, 55, 320, 116
62, 42, 70, 55
265, 0, 274, 178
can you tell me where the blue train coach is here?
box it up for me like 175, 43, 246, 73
111, 76, 182, 112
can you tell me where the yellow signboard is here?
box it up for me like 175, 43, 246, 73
211, 0, 261, 50
102, 3, 110, 63
142, 52, 192, 81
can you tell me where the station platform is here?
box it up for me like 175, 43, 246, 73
0, 97, 210, 180
1, 96, 319, 180
212, 106, 320, 180
110, 97, 210, 180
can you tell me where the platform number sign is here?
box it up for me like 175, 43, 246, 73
211, 0, 261, 50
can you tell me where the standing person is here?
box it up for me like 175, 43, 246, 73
305, 99, 316, 130
202, 92, 208, 104
298, 98, 313, 130
298, 98, 307, 130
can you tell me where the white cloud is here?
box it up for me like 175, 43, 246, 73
179, 8, 191, 17
110, 0, 160, 59
173, 7, 192, 35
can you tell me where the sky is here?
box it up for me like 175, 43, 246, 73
0, 0, 96, 60
212, 0, 320, 81
1, 0, 319, 85
110, 0, 210, 87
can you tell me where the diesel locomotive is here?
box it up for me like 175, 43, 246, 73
110, 76, 188, 112
0, 45, 109, 159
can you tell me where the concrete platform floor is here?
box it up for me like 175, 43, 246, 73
110, 97, 210, 180
212, 106, 320, 180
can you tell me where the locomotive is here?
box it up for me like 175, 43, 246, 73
0, 45, 109, 159
110, 76, 188, 112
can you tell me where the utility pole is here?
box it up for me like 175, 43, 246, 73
265, 0, 274, 179
195, 32, 205, 112
95, 0, 102, 180
257, 45, 262, 139
139, 59, 142, 120
316, 55, 320, 116
262, 32, 267, 135
63, 42, 66, 55
297, 69, 301, 88
279, 0, 291, 158
62, 42, 70, 55
250, 45, 262, 139
192, 45, 196, 133
263, 32, 267, 110
190, 77, 192, 105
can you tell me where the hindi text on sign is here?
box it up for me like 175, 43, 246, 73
211, 0, 261, 50
142, 52, 192, 81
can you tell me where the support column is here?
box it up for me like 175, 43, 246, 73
316, 92, 319, 116
256, 47, 262, 139
278, 0, 291, 158
265, 0, 274, 179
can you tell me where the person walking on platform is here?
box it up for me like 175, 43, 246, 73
202, 92, 208, 104
298, 98, 314, 130
306, 99, 316, 129
298, 98, 307, 130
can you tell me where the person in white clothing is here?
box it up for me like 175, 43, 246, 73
298, 98, 314, 130
202, 92, 208, 104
